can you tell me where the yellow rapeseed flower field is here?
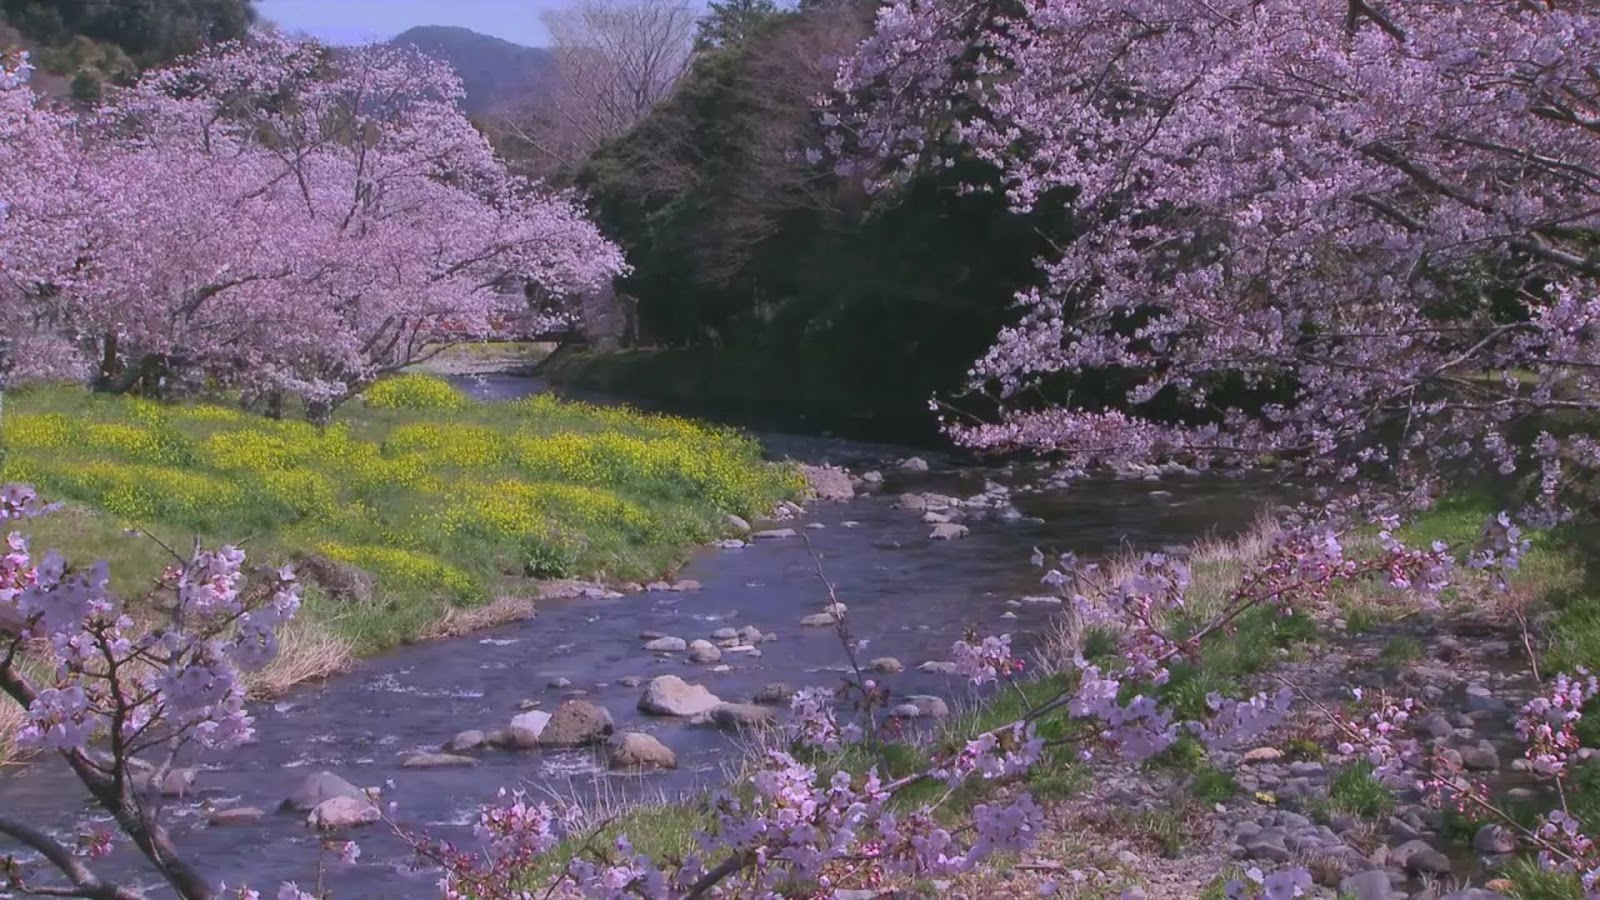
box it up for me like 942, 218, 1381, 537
0, 376, 801, 651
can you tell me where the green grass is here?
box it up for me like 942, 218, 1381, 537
1326, 761, 1395, 819
0, 378, 803, 655
1189, 765, 1238, 804
1503, 857, 1585, 900
1379, 634, 1423, 668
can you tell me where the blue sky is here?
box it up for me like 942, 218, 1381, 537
257, 0, 554, 47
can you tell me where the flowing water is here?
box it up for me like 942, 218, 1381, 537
0, 377, 1277, 898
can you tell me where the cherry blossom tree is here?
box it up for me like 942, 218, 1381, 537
837, 0, 1600, 499
3, 35, 627, 416
0, 484, 302, 900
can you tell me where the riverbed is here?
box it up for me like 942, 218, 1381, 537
0, 378, 1276, 898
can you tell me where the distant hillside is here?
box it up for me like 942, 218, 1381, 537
390, 25, 554, 117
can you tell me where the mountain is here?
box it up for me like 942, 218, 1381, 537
390, 25, 555, 117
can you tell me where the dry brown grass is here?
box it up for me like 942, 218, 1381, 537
246, 618, 354, 698
1041, 514, 1284, 671
419, 594, 538, 641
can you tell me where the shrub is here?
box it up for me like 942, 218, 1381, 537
318, 542, 483, 605
362, 374, 471, 411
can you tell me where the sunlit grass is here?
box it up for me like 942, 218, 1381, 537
0, 377, 803, 658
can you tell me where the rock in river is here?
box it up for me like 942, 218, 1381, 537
610, 732, 677, 770
929, 523, 969, 541
402, 753, 476, 769
688, 640, 722, 664
307, 796, 380, 830
281, 771, 368, 812
540, 700, 615, 747
644, 636, 688, 652
709, 703, 777, 732
638, 675, 723, 717
752, 528, 796, 540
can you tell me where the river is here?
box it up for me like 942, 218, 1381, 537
0, 375, 1276, 898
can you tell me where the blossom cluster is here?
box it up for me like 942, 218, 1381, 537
2, 35, 626, 406
836, 0, 1600, 506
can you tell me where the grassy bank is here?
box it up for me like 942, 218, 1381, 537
0, 375, 803, 761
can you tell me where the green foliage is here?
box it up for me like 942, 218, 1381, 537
1502, 857, 1585, 900
1380, 634, 1424, 668
571, 4, 1078, 442
2, 0, 255, 70
0, 380, 801, 650
1327, 762, 1395, 819
1189, 765, 1238, 804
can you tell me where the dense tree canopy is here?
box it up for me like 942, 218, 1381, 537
1, 0, 255, 67
841, 0, 1600, 496
578, 0, 1073, 439
0, 36, 625, 415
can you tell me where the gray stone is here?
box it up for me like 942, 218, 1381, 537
540, 700, 615, 747
644, 636, 688, 652
800, 612, 840, 627
208, 807, 265, 827
1243, 828, 1293, 862
307, 796, 380, 830
711, 628, 739, 640
403, 753, 476, 769
888, 696, 950, 719
1464, 685, 1505, 712
1337, 870, 1393, 900
1418, 713, 1454, 739
1473, 823, 1516, 854
754, 682, 795, 705
639, 675, 723, 717
861, 471, 883, 484
929, 523, 969, 541
609, 732, 677, 770
738, 625, 767, 644
619, 675, 645, 688
1288, 761, 1324, 777
509, 710, 552, 745
1460, 742, 1500, 771
295, 554, 375, 603
444, 730, 486, 753
710, 703, 778, 732
713, 539, 746, 550
868, 657, 904, 673
726, 514, 751, 532
801, 464, 855, 501
752, 529, 797, 540
547, 676, 572, 689
282, 771, 367, 812
688, 640, 722, 664
899, 457, 929, 472
918, 661, 959, 675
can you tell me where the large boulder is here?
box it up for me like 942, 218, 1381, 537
800, 465, 854, 502
293, 554, 375, 603
638, 675, 723, 717
307, 796, 380, 830
506, 710, 552, 748
540, 700, 615, 747
609, 733, 677, 770
281, 771, 367, 812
